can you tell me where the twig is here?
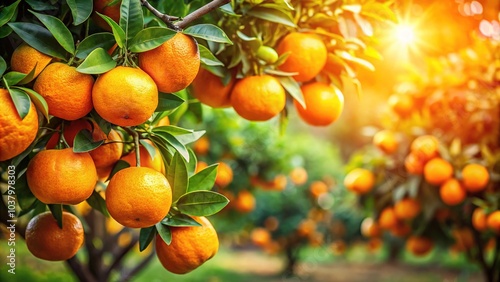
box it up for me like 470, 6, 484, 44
140, 0, 181, 31
104, 233, 140, 278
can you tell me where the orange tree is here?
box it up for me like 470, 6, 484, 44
344, 32, 500, 281
0, 0, 395, 280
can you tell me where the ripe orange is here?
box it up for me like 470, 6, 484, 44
289, 167, 308, 185
25, 211, 84, 261
156, 216, 218, 274
92, 0, 121, 31
26, 148, 97, 205
230, 75, 286, 121
394, 198, 421, 220
46, 119, 92, 148
139, 32, 200, 93
233, 190, 256, 213
297, 219, 316, 237
424, 158, 453, 185
404, 152, 425, 175
251, 227, 271, 247
34, 62, 94, 120
461, 164, 489, 193
452, 228, 474, 250
11, 43, 52, 78
487, 211, 500, 233
120, 141, 164, 173
277, 32, 327, 82
106, 167, 172, 228
193, 136, 210, 155
215, 161, 233, 188
195, 161, 208, 173
264, 216, 279, 232
373, 130, 398, 154
439, 178, 466, 206
89, 126, 123, 169
0, 89, 39, 161
472, 208, 488, 231
310, 181, 329, 198
190, 67, 234, 108
344, 168, 375, 195
410, 135, 440, 162
294, 82, 344, 126
367, 238, 384, 253
378, 206, 398, 230
92, 66, 158, 126
406, 236, 433, 256
388, 93, 414, 117
360, 217, 381, 238
390, 221, 412, 237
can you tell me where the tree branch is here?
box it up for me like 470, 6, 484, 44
66, 257, 97, 282
104, 233, 140, 278
119, 250, 156, 281
140, 0, 181, 31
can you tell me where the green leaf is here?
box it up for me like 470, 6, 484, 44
76, 48, 116, 74
183, 24, 232, 44
167, 152, 189, 202
86, 190, 109, 217
187, 164, 218, 192
277, 76, 305, 108
90, 110, 112, 135
247, 7, 296, 28
128, 27, 175, 53
75, 32, 116, 59
153, 126, 205, 146
119, 0, 144, 44
7, 88, 31, 119
48, 204, 63, 228
155, 131, 189, 161
25, 0, 58, 12
176, 191, 229, 216
139, 226, 156, 251
156, 94, 185, 112
139, 139, 158, 161
186, 148, 197, 177
67, 0, 93, 25
155, 222, 172, 245
96, 12, 126, 48
0, 25, 12, 38
3, 71, 27, 86
13, 87, 49, 121
30, 10, 75, 54
107, 160, 130, 181
0, 0, 20, 27
8, 22, 67, 59
162, 214, 201, 227
199, 44, 224, 67
73, 129, 105, 153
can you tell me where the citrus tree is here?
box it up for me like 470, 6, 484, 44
0, 0, 394, 280
344, 31, 500, 281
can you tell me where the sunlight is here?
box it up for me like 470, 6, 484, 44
393, 24, 416, 46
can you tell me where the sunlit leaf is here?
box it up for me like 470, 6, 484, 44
176, 191, 229, 216
14, 87, 49, 121
167, 152, 189, 202
75, 32, 116, 59
155, 222, 172, 245
76, 48, 116, 74
0, 0, 21, 27
187, 164, 218, 192
183, 24, 232, 44
96, 12, 126, 48
7, 88, 31, 119
86, 190, 109, 217
128, 27, 175, 53
162, 214, 201, 227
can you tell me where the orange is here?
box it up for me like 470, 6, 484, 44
11, 43, 52, 78
190, 67, 234, 108
297, 219, 316, 237
487, 211, 500, 233
424, 158, 453, 185
360, 217, 381, 238
309, 181, 328, 198
120, 141, 164, 173
156, 216, 218, 274
294, 82, 344, 126
106, 167, 172, 228
92, 0, 121, 31
88, 126, 123, 169
472, 208, 488, 231
378, 206, 398, 230
156, 116, 170, 126
233, 190, 256, 213
309, 231, 324, 247
404, 152, 425, 175
195, 161, 208, 173
452, 228, 474, 250
388, 93, 414, 117
26, 148, 97, 205
373, 130, 398, 154
215, 161, 233, 187
264, 216, 279, 232
251, 228, 271, 247
0, 89, 39, 161
367, 238, 383, 253
25, 211, 84, 261
139, 32, 200, 93
230, 75, 286, 121
276, 32, 327, 82
344, 168, 375, 195
439, 178, 466, 206
289, 167, 308, 185
410, 135, 440, 162
461, 163, 489, 193
193, 136, 210, 155
46, 119, 92, 148
406, 236, 433, 256
254, 174, 287, 191
394, 198, 421, 220
92, 66, 158, 126
34, 62, 94, 120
